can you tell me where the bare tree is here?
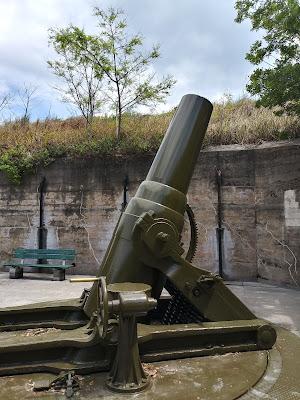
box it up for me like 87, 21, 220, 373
17, 83, 38, 124
0, 92, 13, 119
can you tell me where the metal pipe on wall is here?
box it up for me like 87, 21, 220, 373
216, 169, 224, 277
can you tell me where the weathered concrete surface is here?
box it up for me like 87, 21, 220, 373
0, 140, 299, 286
0, 273, 298, 335
0, 272, 91, 308
228, 282, 300, 336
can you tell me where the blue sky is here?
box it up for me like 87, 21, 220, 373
0, 0, 257, 121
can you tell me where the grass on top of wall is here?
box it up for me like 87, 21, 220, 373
0, 97, 299, 183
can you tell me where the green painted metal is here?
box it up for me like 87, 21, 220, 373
0, 94, 284, 396
6, 263, 73, 269
13, 248, 75, 260
4, 248, 76, 280
82, 94, 255, 323
0, 317, 275, 375
104, 281, 157, 392
0, 328, 299, 399
0, 299, 88, 331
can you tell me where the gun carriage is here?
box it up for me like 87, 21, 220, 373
0, 94, 298, 399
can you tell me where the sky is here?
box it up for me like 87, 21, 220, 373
0, 0, 258, 121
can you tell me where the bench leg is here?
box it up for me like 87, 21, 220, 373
53, 269, 65, 281
9, 267, 23, 279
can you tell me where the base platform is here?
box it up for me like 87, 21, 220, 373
0, 327, 298, 399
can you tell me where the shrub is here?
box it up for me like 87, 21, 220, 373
0, 97, 298, 182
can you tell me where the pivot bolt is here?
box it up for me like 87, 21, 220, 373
156, 232, 170, 242
192, 287, 201, 297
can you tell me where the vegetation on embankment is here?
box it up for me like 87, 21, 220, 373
0, 97, 299, 183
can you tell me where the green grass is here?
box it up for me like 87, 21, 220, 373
0, 97, 299, 182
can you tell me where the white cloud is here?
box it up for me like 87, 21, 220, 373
0, 0, 259, 120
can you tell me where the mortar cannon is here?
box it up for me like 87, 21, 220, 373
0, 94, 298, 400
82, 94, 258, 323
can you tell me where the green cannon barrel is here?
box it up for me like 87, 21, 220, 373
83, 94, 213, 316
146, 94, 213, 194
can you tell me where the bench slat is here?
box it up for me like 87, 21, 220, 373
5, 263, 73, 270
15, 248, 75, 254
14, 248, 75, 260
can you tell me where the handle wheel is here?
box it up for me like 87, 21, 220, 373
97, 276, 108, 338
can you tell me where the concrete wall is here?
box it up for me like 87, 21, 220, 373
0, 139, 299, 286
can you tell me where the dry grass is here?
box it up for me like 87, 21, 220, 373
0, 97, 299, 182
206, 98, 300, 146
0, 112, 171, 156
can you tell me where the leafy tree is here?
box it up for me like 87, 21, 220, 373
49, 7, 175, 139
235, 0, 300, 115
48, 33, 103, 130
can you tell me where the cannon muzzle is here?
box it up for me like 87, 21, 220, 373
147, 94, 212, 194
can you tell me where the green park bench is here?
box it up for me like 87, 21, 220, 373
4, 248, 76, 281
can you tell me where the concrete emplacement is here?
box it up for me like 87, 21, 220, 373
0, 275, 299, 399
